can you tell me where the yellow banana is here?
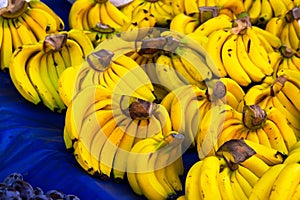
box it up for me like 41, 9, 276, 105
185, 160, 203, 200
247, 0, 262, 24
288, 21, 299, 50
237, 165, 259, 188
240, 154, 270, 177
26, 7, 59, 34
280, 79, 300, 111
269, 0, 288, 17
184, 0, 199, 15
170, 13, 199, 35
280, 23, 292, 48
258, 0, 274, 26
105, 0, 131, 27
26, 51, 59, 111
236, 34, 266, 83
87, 3, 101, 33
235, 167, 253, 197
248, 163, 286, 200
243, 27, 274, 76
1, 18, 13, 71
265, 16, 286, 37
194, 14, 233, 36
252, 26, 282, 50
67, 28, 94, 58
205, 29, 231, 77
172, 0, 184, 15
65, 39, 85, 66
221, 33, 252, 86
230, 170, 248, 200
15, 15, 39, 44
28, 0, 64, 31
284, 148, 300, 164
68, 0, 95, 29
218, 167, 235, 200
199, 156, 222, 200
269, 162, 300, 200
7, 18, 22, 50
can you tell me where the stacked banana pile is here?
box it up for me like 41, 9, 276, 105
2, 0, 300, 199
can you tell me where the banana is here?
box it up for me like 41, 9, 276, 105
280, 23, 292, 48
218, 167, 235, 200
198, 156, 222, 200
99, 118, 131, 178
257, 0, 273, 26
151, 1, 174, 26
269, 0, 288, 17
266, 105, 297, 150
155, 54, 187, 91
219, 0, 246, 15
269, 162, 300, 200
242, 139, 287, 165
170, 13, 199, 35
1, 18, 13, 71
58, 65, 81, 106
236, 34, 266, 83
7, 18, 22, 50
68, 0, 95, 29
247, 0, 262, 24
235, 167, 253, 197
86, 3, 101, 34
185, 160, 203, 200
288, 21, 299, 50
20, 11, 47, 42
172, 0, 184, 15
248, 163, 286, 200
237, 165, 259, 188
265, 16, 286, 38
26, 7, 59, 34
112, 119, 139, 182
280, 79, 300, 112
53, 50, 68, 81
28, 0, 64, 30
67, 29, 94, 58
65, 38, 85, 67
13, 17, 37, 45
105, 0, 131, 27
240, 154, 271, 178
205, 29, 231, 77
184, 0, 199, 15
194, 14, 233, 36
221, 33, 252, 86
230, 170, 248, 200
41, 52, 66, 112
60, 44, 72, 68
243, 27, 274, 76
26, 51, 59, 111
220, 77, 245, 110
252, 26, 282, 50
284, 148, 300, 164
9, 43, 42, 104
175, 45, 213, 83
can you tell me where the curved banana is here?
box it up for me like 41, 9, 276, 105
185, 160, 203, 200
221, 33, 252, 86
218, 166, 235, 200
68, 0, 95, 30
9, 43, 42, 104
1, 18, 13, 71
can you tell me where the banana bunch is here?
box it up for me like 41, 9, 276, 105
205, 15, 280, 86
9, 29, 94, 112
269, 45, 300, 72
248, 162, 300, 199
172, 0, 246, 17
184, 138, 286, 200
197, 103, 297, 159
120, 0, 174, 27
0, 0, 64, 71
64, 84, 174, 181
68, 0, 130, 31
242, 69, 300, 138
127, 132, 185, 200
74, 48, 156, 102
265, 5, 300, 50
242, 0, 299, 26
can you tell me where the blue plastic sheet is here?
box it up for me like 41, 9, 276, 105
0, 1, 198, 199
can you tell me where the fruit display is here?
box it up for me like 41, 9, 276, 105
1, 0, 300, 199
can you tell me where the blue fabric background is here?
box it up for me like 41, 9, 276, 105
0, 1, 198, 199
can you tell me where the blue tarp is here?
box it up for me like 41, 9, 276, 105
0, 1, 198, 199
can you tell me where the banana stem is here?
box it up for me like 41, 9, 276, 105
0, 0, 27, 18
198, 6, 219, 24
242, 104, 267, 130
270, 75, 287, 96
128, 98, 155, 120
43, 33, 68, 53
286, 7, 300, 23
280, 45, 295, 58
87, 49, 114, 72
231, 13, 251, 35
92, 22, 116, 34
206, 80, 226, 102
